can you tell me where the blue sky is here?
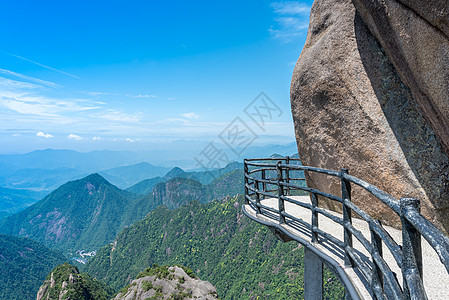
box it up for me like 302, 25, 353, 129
0, 0, 312, 154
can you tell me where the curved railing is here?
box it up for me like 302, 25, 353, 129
243, 157, 449, 300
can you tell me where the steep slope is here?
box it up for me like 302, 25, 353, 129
0, 234, 67, 300
85, 196, 344, 299
0, 174, 137, 253
120, 170, 243, 227
36, 263, 112, 300
125, 176, 162, 195
0, 187, 47, 220
100, 162, 170, 189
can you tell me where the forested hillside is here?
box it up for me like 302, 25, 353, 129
0, 234, 67, 300
85, 195, 344, 299
0, 174, 137, 254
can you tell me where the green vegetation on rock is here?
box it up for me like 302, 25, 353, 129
37, 263, 113, 300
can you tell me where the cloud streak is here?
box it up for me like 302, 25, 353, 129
269, 1, 311, 42
2, 51, 80, 79
0, 68, 59, 88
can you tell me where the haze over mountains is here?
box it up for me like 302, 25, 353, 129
0, 143, 316, 299
0, 143, 295, 219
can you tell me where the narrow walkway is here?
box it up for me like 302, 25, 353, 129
243, 196, 449, 299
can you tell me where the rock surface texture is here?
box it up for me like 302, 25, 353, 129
114, 266, 218, 300
290, 0, 449, 231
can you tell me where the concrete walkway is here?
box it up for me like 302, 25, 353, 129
243, 196, 449, 299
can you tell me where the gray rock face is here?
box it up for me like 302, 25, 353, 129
114, 266, 218, 300
290, 0, 449, 231
352, 0, 449, 157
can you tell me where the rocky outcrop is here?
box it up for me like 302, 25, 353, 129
114, 265, 218, 300
290, 0, 449, 231
36, 263, 111, 300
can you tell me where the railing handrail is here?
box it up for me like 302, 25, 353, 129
243, 157, 449, 300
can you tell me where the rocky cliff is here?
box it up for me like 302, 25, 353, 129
114, 265, 218, 300
290, 0, 449, 231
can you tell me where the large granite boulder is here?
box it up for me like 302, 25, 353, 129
352, 0, 449, 157
290, 0, 449, 232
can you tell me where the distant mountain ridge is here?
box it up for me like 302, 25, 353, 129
0, 168, 243, 255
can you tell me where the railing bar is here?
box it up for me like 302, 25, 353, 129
245, 157, 301, 162
342, 173, 401, 214
314, 207, 344, 225
371, 221, 403, 268
345, 223, 373, 254
371, 252, 403, 300
346, 246, 372, 281
281, 196, 313, 210
247, 168, 277, 174
245, 184, 277, 198
344, 200, 403, 267
281, 182, 342, 203
245, 162, 278, 168
253, 178, 278, 184
314, 227, 345, 248
279, 163, 341, 176
404, 210, 449, 274
282, 211, 311, 229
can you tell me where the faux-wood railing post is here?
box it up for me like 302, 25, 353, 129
341, 168, 354, 267
285, 156, 290, 196
311, 192, 319, 243
261, 169, 266, 200
254, 179, 261, 214
370, 222, 383, 298
400, 197, 425, 300
277, 161, 286, 224
244, 160, 249, 205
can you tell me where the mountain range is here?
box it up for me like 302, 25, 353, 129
0, 166, 243, 256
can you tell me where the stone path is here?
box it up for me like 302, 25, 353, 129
243, 196, 449, 299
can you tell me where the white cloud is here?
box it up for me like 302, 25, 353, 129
167, 97, 175, 100
126, 94, 157, 98
11, 133, 21, 137
92, 136, 102, 141
68, 134, 83, 140
181, 112, 200, 120
36, 131, 54, 138
270, 1, 311, 42
0, 91, 102, 120
96, 110, 142, 123
0, 68, 59, 88
126, 138, 136, 143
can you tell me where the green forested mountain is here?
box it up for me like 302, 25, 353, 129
0, 169, 243, 256
125, 176, 162, 195
0, 174, 138, 254
36, 263, 112, 300
0, 187, 47, 220
0, 234, 67, 300
119, 169, 243, 227
100, 162, 171, 189
85, 196, 344, 299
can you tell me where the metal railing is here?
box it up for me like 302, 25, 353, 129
243, 157, 449, 300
